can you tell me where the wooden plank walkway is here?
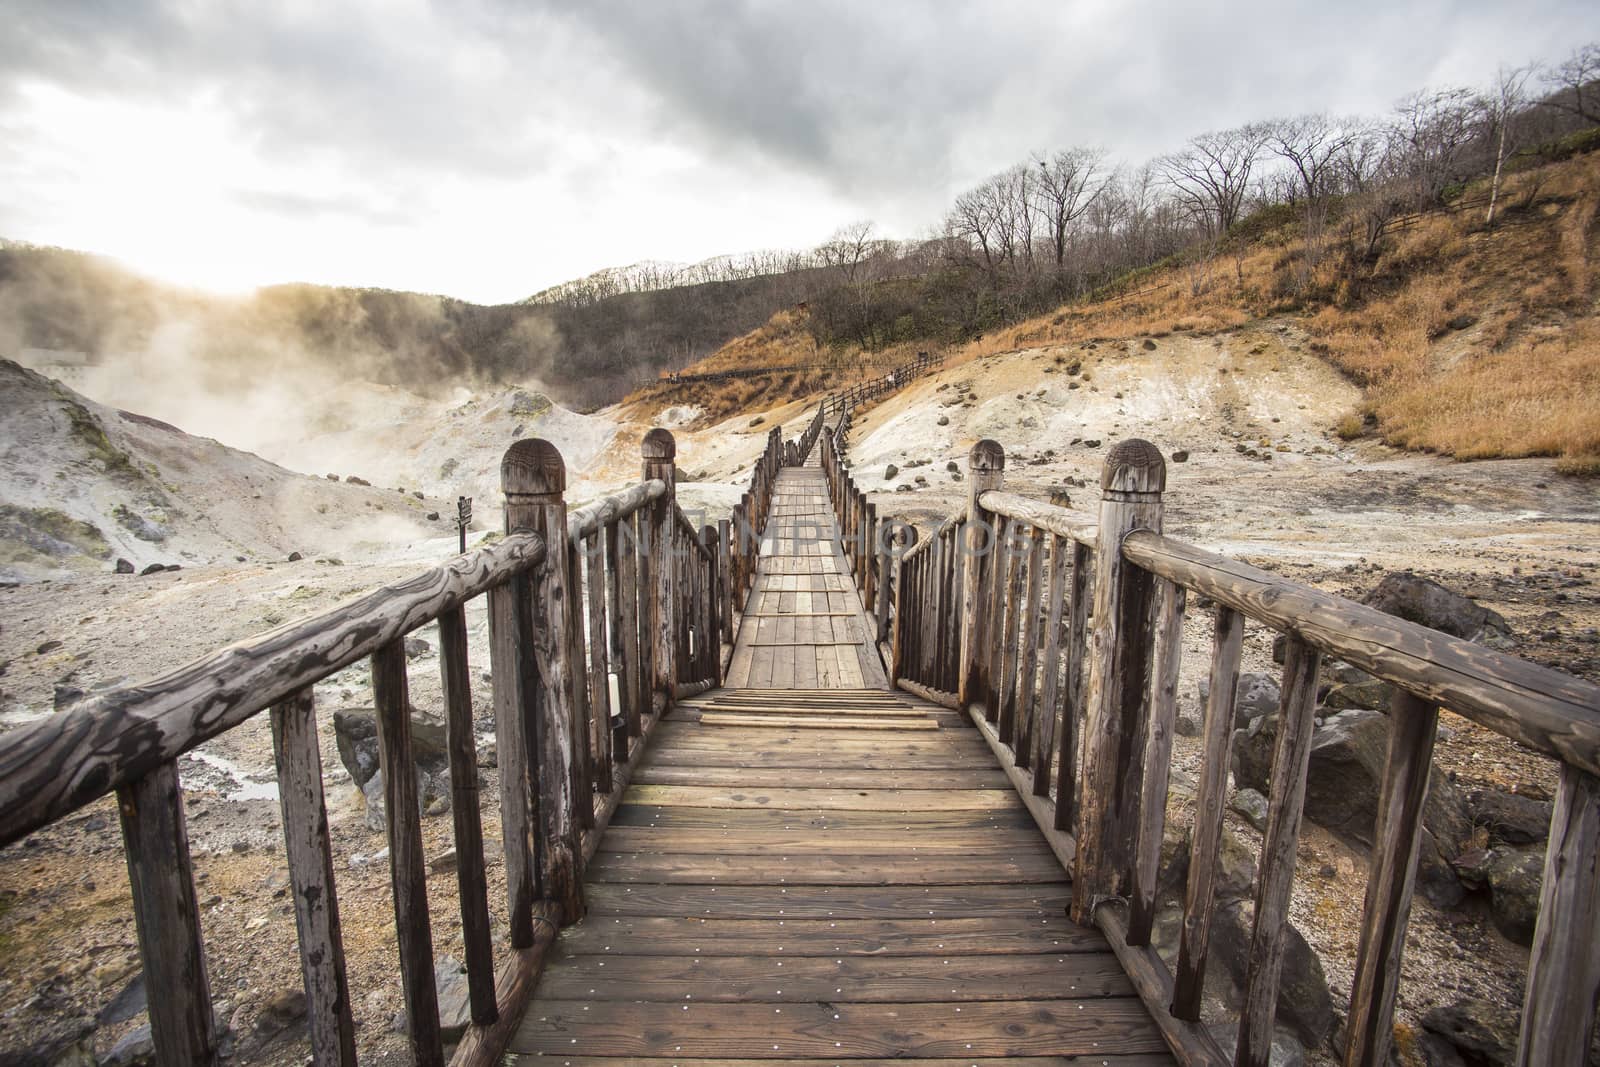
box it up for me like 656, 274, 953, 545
508, 455, 1176, 1064
725, 458, 888, 690
511, 691, 1174, 1064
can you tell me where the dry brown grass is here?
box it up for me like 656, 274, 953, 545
1303, 157, 1600, 467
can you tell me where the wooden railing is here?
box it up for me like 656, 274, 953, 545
0, 427, 747, 1067
820, 350, 942, 418
849, 436, 1600, 1067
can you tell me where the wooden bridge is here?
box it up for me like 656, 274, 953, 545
2, 364, 1599, 1067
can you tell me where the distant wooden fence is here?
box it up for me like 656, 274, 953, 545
819, 435, 1600, 1067
0, 426, 784, 1067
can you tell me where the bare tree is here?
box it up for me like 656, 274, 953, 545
1032, 147, 1112, 270
1484, 66, 1535, 226
1390, 88, 1485, 209
1541, 42, 1600, 125
1160, 125, 1270, 236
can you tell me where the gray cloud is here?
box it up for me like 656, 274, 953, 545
2, 0, 1597, 296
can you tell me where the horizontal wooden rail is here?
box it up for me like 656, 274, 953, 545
979, 490, 1099, 549
1121, 529, 1600, 777
0, 532, 546, 847
568, 479, 666, 541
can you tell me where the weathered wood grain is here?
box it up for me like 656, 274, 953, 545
372, 640, 444, 1066
959, 440, 1005, 713
1172, 606, 1245, 1020
1344, 690, 1437, 1067
1236, 636, 1322, 1067
270, 688, 358, 1063
979, 489, 1099, 549
1515, 763, 1600, 1067
1074, 440, 1165, 924
1122, 530, 1600, 777
117, 760, 218, 1067
437, 606, 497, 1026
1128, 578, 1185, 947
0, 531, 544, 846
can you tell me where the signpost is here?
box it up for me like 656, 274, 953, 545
457, 496, 472, 554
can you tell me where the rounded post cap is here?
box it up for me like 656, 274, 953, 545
642, 427, 677, 461
1101, 438, 1167, 494
969, 439, 1005, 472
502, 438, 565, 495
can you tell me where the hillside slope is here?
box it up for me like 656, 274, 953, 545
0, 360, 445, 580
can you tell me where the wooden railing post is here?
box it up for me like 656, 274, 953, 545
117, 762, 218, 1067
889, 525, 919, 684
717, 517, 734, 647
1515, 763, 1600, 1066
501, 439, 585, 923
1073, 439, 1165, 925
959, 440, 1005, 715
1343, 690, 1439, 1066
642, 429, 677, 715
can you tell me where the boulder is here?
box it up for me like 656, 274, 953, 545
1171, 450, 1190, 462
404, 636, 433, 661
1233, 708, 1471, 906
1468, 788, 1553, 846
1207, 1022, 1305, 1067
936, 415, 950, 427
334, 708, 448, 787
1484, 847, 1544, 945
1321, 676, 1395, 711
103, 1025, 155, 1067
1421, 998, 1518, 1066
1209, 899, 1333, 1046
884, 464, 899, 480
139, 563, 166, 576
1199, 671, 1281, 728
115, 558, 135, 574
436, 956, 472, 1041
1230, 788, 1269, 832
1362, 572, 1512, 645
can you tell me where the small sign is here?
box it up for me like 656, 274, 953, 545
456, 496, 472, 554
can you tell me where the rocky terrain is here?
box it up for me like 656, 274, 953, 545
0, 325, 1596, 1064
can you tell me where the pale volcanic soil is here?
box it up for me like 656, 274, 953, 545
1, 324, 1596, 1063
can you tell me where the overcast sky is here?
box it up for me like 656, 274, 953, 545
3, 1, 1595, 304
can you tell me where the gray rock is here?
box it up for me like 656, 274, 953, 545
946, 460, 960, 472
1199, 671, 1280, 728
404, 636, 432, 660
53, 684, 85, 710
139, 563, 166, 576
1171, 450, 1190, 462
1484, 847, 1544, 945
1207, 1021, 1305, 1067
1363, 572, 1513, 644
115, 558, 135, 574
1230, 788, 1269, 832
1175, 713, 1200, 737
436, 956, 472, 1041
333, 708, 449, 788
1469, 788, 1553, 846
97, 971, 147, 1026
1322, 677, 1395, 711
884, 464, 899, 480
103, 1025, 154, 1067
287, 551, 303, 562
1232, 709, 1472, 907
1209, 899, 1333, 1046
255, 988, 307, 1036
1421, 998, 1518, 1066
936, 415, 949, 426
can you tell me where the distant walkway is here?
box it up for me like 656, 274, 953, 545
724, 454, 888, 689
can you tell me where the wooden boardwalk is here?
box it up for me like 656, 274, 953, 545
725, 459, 888, 690
508, 455, 1176, 1063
